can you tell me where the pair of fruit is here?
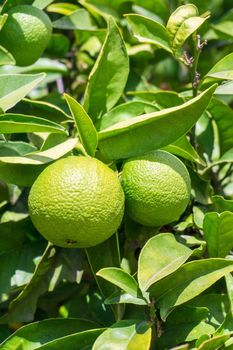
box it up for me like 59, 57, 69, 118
0, 5, 52, 66
29, 151, 191, 248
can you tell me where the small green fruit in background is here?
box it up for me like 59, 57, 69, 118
28, 156, 125, 248
0, 5, 52, 66
121, 150, 191, 227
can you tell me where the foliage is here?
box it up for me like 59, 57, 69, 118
0, 0, 233, 349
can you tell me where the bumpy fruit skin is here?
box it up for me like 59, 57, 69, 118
0, 5, 52, 66
121, 150, 191, 227
28, 156, 125, 248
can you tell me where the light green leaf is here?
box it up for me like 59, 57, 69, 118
163, 135, 206, 165
226, 273, 233, 312
52, 9, 97, 30
92, 320, 151, 350
0, 138, 77, 186
125, 14, 172, 53
0, 46, 15, 66
84, 17, 129, 121
47, 3, 79, 15
206, 53, 233, 80
64, 94, 97, 157
97, 100, 160, 131
138, 233, 192, 292
215, 81, 233, 95
166, 4, 208, 57
33, 0, 54, 9
0, 73, 45, 112
149, 259, 233, 312
212, 21, 233, 39
197, 334, 230, 350
212, 195, 233, 213
0, 114, 66, 134
0, 318, 99, 349
203, 211, 233, 258
105, 291, 147, 305
97, 267, 140, 298
98, 84, 216, 160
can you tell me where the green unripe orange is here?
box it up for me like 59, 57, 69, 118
28, 156, 125, 248
0, 5, 52, 66
121, 150, 191, 227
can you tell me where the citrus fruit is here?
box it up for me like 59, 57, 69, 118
28, 156, 125, 248
0, 5, 52, 66
121, 150, 191, 227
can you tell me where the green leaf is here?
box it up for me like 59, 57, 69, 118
97, 100, 160, 131
157, 306, 215, 349
12, 97, 71, 123
33, 0, 54, 9
0, 113, 66, 134
0, 244, 57, 323
149, 259, 233, 312
52, 9, 98, 30
0, 318, 99, 349
163, 135, 206, 165
128, 90, 184, 107
105, 291, 147, 306
212, 21, 233, 39
0, 241, 46, 301
0, 45, 15, 66
203, 211, 233, 258
86, 234, 123, 320
36, 329, 104, 350
0, 138, 77, 186
197, 334, 230, 350
0, 218, 32, 254
1, 0, 34, 14
166, 4, 208, 58
96, 268, 140, 298
64, 94, 97, 157
138, 233, 192, 292
207, 97, 233, 155
47, 2, 80, 15
83, 17, 129, 122
92, 320, 151, 350
206, 52, 233, 80
226, 273, 233, 312
212, 196, 233, 213
189, 293, 230, 328
215, 81, 233, 95
125, 14, 172, 53
0, 73, 45, 112
98, 84, 216, 160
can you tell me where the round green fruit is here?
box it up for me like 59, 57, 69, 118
28, 156, 125, 248
0, 5, 52, 66
121, 150, 191, 227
